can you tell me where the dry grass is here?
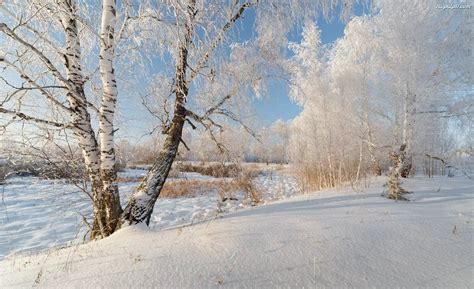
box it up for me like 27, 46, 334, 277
1, 161, 85, 181
294, 162, 363, 194
118, 169, 262, 203
175, 162, 242, 178
116, 176, 143, 183
160, 176, 261, 203
117, 162, 264, 203
238, 171, 262, 205
160, 179, 235, 198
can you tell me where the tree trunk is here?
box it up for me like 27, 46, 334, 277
400, 82, 416, 178
59, 0, 121, 238
97, 0, 122, 236
355, 140, 364, 182
121, 0, 195, 225
120, 115, 186, 224
361, 71, 382, 176
367, 131, 382, 176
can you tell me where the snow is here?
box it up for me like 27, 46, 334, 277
0, 178, 90, 259
0, 169, 298, 259
1, 175, 472, 288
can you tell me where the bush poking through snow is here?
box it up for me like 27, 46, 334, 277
386, 150, 412, 201
386, 174, 411, 201
237, 172, 262, 206
1, 160, 85, 181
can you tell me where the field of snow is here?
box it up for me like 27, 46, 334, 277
0, 175, 472, 288
0, 167, 298, 260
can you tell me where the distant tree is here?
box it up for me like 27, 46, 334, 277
372, 0, 471, 178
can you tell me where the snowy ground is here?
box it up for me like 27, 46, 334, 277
1, 175, 472, 288
0, 167, 298, 259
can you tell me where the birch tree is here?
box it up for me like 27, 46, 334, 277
0, 0, 123, 237
329, 17, 385, 176
372, 0, 471, 179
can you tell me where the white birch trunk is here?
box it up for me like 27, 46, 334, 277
99, 0, 118, 172
59, 0, 100, 183
58, 0, 107, 237
98, 0, 122, 234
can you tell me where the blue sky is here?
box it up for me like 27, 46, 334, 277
252, 2, 370, 125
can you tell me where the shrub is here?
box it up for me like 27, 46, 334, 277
236, 172, 261, 205
1, 159, 85, 181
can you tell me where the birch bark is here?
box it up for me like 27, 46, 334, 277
58, 0, 108, 237
98, 0, 122, 236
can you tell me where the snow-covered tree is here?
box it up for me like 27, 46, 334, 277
371, 0, 471, 178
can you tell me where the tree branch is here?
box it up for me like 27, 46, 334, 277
0, 107, 68, 128
0, 59, 71, 112
188, 1, 257, 82
0, 23, 71, 89
0, 6, 65, 58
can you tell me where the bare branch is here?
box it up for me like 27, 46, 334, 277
0, 107, 69, 128
214, 108, 259, 140
0, 59, 71, 112
0, 23, 70, 88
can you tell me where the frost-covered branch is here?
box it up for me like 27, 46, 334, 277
0, 6, 65, 58
0, 23, 70, 89
188, 1, 257, 82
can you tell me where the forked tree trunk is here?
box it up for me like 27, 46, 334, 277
58, 0, 107, 237
121, 1, 195, 225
